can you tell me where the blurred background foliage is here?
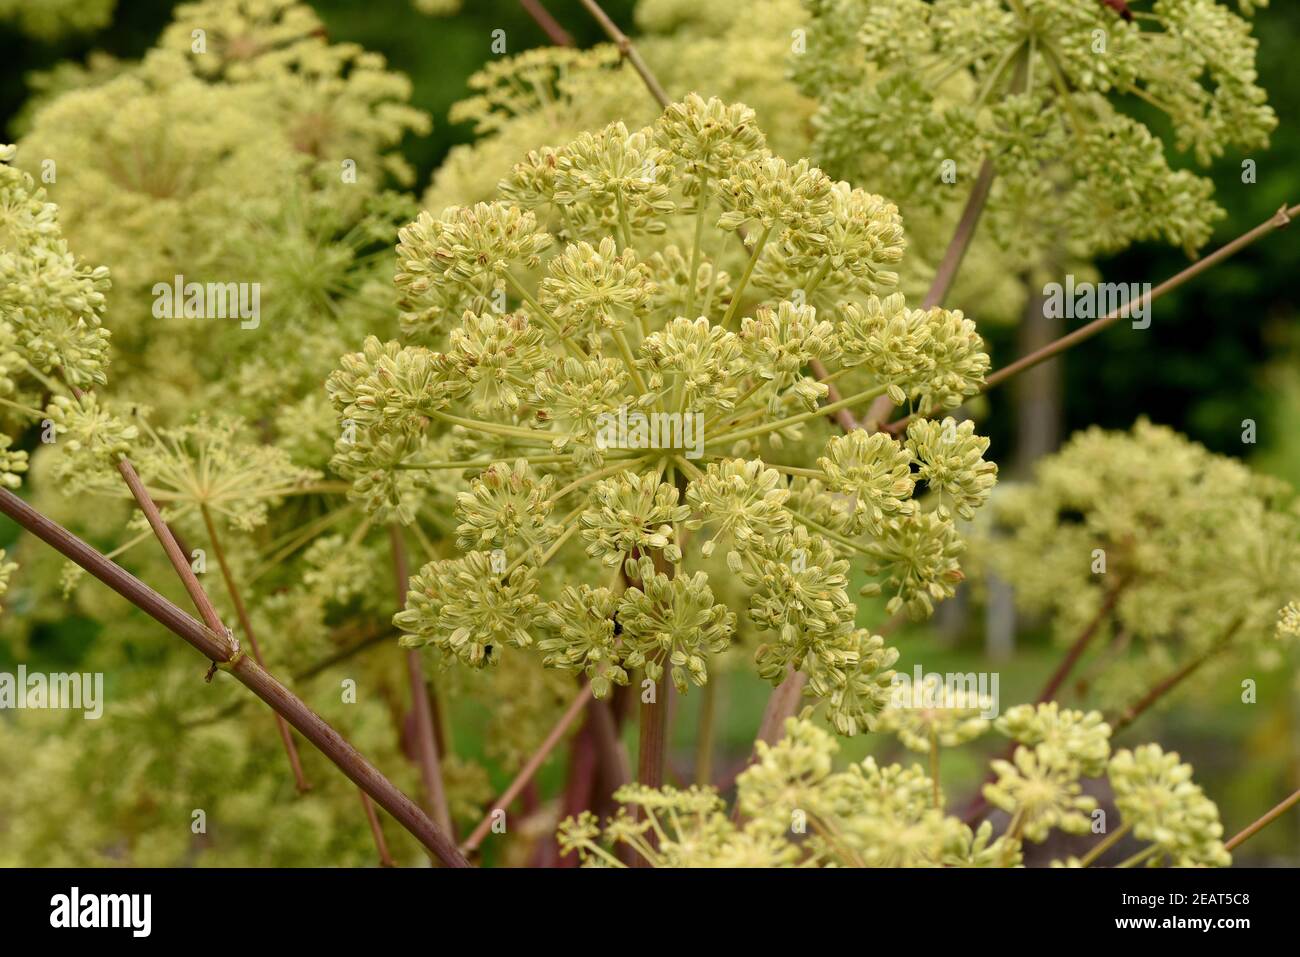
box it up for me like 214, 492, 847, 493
1, 0, 1296, 864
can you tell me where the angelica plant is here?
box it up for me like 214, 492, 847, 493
0, 2, 483, 867
16, 0, 427, 432
1, 0, 1297, 872
559, 706, 1231, 867
427, 1, 815, 211
795, 0, 1276, 259
0, 0, 115, 40
429, 0, 1023, 320
976, 420, 1300, 711
330, 99, 1001, 759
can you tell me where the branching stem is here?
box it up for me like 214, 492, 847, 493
0, 487, 469, 868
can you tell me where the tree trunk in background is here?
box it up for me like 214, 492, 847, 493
985, 276, 1064, 660
1012, 279, 1063, 477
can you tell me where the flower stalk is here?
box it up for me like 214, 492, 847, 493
0, 487, 470, 869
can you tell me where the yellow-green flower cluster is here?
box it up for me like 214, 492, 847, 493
352, 100, 996, 723
837, 295, 989, 411
0, 145, 112, 391
1277, 601, 1300, 641
978, 703, 1231, 866
1109, 744, 1231, 867
558, 717, 1018, 867
0, 0, 115, 39
880, 679, 992, 751
795, 0, 1276, 258
17, 0, 426, 433
978, 420, 1300, 707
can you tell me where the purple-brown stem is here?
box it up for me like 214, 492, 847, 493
885, 203, 1300, 436
520, 0, 573, 46
200, 504, 311, 793
0, 487, 470, 868
359, 791, 396, 867
460, 683, 594, 855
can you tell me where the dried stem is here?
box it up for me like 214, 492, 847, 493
0, 487, 470, 868
200, 504, 310, 793
577, 0, 670, 108
461, 683, 594, 855
390, 524, 454, 838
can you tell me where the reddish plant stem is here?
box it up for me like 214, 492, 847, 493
519, 0, 574, 46
230, 642, 470, 867
810, 359, 862, 432
638, 676, 670, 790
113, 455, 225, 635
922, 157, 999, 313
634, 672, 670, 868
358, 792, 396, 867
1034, 582, 1126, 705
1098, 0, 1135, 22
864, 156, 997, 432
461, 682, 594, 855
868, 50, 1018, 430
0, 487, 470, 868
200, 505, 310, 793
755, 666, 809, 749
729, 667, 807, 822
1225, 785, 1300, 853
1109, 621, 1242, 734
885, 203, 1300, 436
587, 692, 631, 797
989, 211, 1299, 390
551, 724, 598, 867
390, 525, 454, 837
521, 779, 541, 815
112, 408, 318, 797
